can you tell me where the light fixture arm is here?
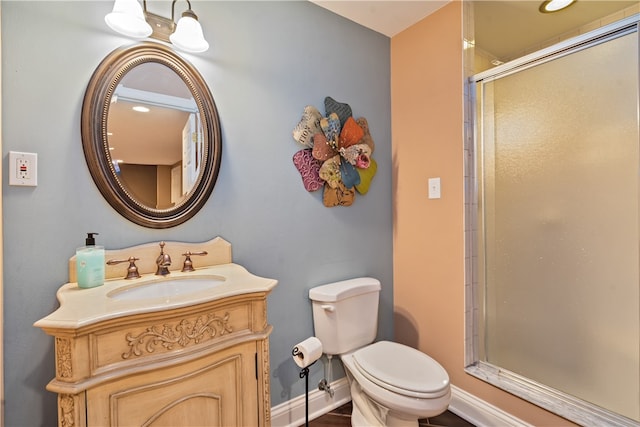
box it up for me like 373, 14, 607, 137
142, 0, 175, 42
170, 0, 198, 23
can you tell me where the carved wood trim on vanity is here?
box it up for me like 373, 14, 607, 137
59, 395, 74, 427
36, 238, 277, 427
121, 310, 233, 359
261, 337, 272, 422
59, 393, 86, 427
56, 338, 73, 379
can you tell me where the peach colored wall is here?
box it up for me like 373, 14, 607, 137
390, 2, 573, 425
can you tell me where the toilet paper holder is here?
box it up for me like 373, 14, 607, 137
292, 346, 318, 427
292, 345, 318, 370
292, 340, 334, 396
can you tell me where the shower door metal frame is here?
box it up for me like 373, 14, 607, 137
464, 14, 640, 427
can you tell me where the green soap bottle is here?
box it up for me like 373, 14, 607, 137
76, 232, 105, 289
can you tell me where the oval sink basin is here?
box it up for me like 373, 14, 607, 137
108, 276, 225, 301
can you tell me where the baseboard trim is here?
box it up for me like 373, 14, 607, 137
271, 377, 351, 427
270, 379, 532, 427
449, 385, 534, 427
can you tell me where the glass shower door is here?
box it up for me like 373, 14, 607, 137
477, 29, 639, 422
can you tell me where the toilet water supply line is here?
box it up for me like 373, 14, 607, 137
319, 354, 335, 397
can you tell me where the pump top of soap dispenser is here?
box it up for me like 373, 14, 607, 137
85, 233, 99, 246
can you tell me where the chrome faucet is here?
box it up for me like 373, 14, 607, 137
155, 241, 172, 276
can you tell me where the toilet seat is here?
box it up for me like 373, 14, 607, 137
352, 341, 450, 399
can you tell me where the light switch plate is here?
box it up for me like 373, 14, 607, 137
428, 177, 441, 199
9, 151, 38, 186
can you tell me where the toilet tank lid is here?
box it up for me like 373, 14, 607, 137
309, 277, 381, 302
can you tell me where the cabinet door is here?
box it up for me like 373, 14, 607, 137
87, 342, 258, 426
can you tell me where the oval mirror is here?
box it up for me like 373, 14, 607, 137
81, 42, 221, 228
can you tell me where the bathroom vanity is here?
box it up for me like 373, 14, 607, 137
35, 237, 277, 427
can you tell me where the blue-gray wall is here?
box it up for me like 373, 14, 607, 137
2, 1, 392, 425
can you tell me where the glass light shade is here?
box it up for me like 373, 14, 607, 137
105, 0, 152, 38
170, 15, 209, 53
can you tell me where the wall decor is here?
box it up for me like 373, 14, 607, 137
292, 97, 377, 207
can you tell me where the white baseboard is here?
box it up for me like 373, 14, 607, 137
270, 379, 532, 427
450, 385, 534, 427
271, 377, 351, 427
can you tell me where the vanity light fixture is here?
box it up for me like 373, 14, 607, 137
539, 0, 577, 13
105, 0, 209, 53
105, 0, 153, 38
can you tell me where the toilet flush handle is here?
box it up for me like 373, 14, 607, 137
321, 304, 335, 312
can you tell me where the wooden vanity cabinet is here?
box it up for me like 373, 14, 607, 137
35, 237, 276, 427
44, 292, 273, 427
87, 340, 261, 426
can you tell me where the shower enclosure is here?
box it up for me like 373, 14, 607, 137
466, 16, 639, 426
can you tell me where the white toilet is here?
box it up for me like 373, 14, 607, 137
309, 277, 451, 427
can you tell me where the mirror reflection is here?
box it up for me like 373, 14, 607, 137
81, 42, 221, 228
108, 62, 204, 209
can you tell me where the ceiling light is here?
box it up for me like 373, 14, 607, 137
105, 0, 209, 53
132, 106, 150, 113
539, 0, 577, 13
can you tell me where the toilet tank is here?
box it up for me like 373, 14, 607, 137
309, 277, 381, 355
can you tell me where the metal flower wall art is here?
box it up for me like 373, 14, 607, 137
292, 97, 377, 207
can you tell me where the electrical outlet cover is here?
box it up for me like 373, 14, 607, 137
9, 151, 37, 186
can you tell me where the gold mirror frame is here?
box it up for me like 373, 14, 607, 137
81, 42, 221, 228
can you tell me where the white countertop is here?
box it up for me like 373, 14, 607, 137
34, 263, 277, 330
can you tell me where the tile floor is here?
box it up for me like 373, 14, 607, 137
303, 401, 476, 427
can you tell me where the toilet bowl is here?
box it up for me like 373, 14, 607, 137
343, 341, 451, 426
309, 278, 451, 427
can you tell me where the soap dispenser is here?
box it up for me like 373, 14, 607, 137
76, 232, 105, 289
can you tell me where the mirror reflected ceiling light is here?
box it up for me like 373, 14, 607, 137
114, 84, 199, 113
105, 0, 209, 53
539, 0, 577, 13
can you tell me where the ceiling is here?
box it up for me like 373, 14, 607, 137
309, 0, 638, 60
472, 0, 638, 61
309, 0, 450, 37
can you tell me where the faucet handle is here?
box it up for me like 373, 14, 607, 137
181, 251, 208, 272
107, 257, 141, 280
